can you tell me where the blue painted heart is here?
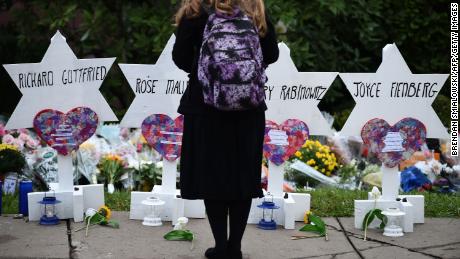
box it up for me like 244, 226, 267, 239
361, 117, 427, 168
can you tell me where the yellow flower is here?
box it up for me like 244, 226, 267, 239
326, 171, 331, 176
307, 159, 316, 165
303, 210, 311, 224
0, 143, 19, 152
321, 168, 325, 173
80, 141, 95, 151
315, 152, 322, 158
314, 166, 319, 170
98, 205, 112, 220
295, 151, 302, 157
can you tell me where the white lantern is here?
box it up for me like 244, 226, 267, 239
141, 196, 165, 227
381, 207, 405, 237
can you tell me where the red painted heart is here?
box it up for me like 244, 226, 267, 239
263, 119, 309, 166
33, 107, 99, 156
141, 114, 184, 161
361, 117, 426, 168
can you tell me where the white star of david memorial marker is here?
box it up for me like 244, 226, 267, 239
119, 34, 187, 127
3, 31, 115, 219
3, 31, 117, 130
339, 43, 449, 139
119, 34, 188, 194
341, 44, 449, 224
265, 43, 338, 136
264, 43, 338, 196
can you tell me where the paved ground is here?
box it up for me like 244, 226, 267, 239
0, 212, 459, 259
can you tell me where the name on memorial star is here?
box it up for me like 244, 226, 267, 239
18, 66, 108, 88
263, 85, 327, 101
352, 81, 438, 98
135, 78, 187, 95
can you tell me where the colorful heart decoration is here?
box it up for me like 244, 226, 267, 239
263, 119, 309, 166
361, 117, 427, 168
141, 114, 184, 161
33, 107, 99, 156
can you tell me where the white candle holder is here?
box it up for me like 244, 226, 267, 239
141, 196, 165, 227
381, 207, 405, 237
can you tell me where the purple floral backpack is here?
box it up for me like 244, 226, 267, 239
197, 8, 267, 111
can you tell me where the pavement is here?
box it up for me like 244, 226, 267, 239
0, 212, 459, 259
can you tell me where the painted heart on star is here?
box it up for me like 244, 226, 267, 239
263, 119, 309, 166
361, 117, 426, 168
141, 114, 184, 161
33, 107, 99, 156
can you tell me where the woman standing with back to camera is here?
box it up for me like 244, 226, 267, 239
173, 0, 278, 258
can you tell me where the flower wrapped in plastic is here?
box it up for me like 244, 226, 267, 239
291, 139, 338, 177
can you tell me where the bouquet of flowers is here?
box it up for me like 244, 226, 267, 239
97, 154, 126, 193
0, 123, 40, 152
0, 143, 26, 179
292, 140, 339, 177
77, 139, 102, 183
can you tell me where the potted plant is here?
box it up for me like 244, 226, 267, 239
0, 143, 26, 215
0, 143, 26, 182
135, 162, 162, 192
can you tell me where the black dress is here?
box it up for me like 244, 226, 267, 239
172, 8, 279, 200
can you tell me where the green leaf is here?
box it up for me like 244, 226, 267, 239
374, 210, 388, 229
299, 214, 326, 236
362, 209, 376, 229
299, 224, 322, 234
106, 220, 120, 229
164, 230, 194, 241
85, 213, 104, 225
309, 214, 326, 235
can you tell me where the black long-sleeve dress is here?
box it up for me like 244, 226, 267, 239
173, 8, 279, 200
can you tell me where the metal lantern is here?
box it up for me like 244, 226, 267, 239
141, 196, 165, 227
381, 207, 406, 237
257, 193, 280, 230
38, 192, 61, 225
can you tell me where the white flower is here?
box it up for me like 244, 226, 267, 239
156, 161, 163, 169
174, 217, 189, 230
177, 217, 188, 224
443, 165, 453, 174
350, 159, 357, 166
429, 160, 442, 175
85, 208, 98, 217
371, 186, 381, 200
